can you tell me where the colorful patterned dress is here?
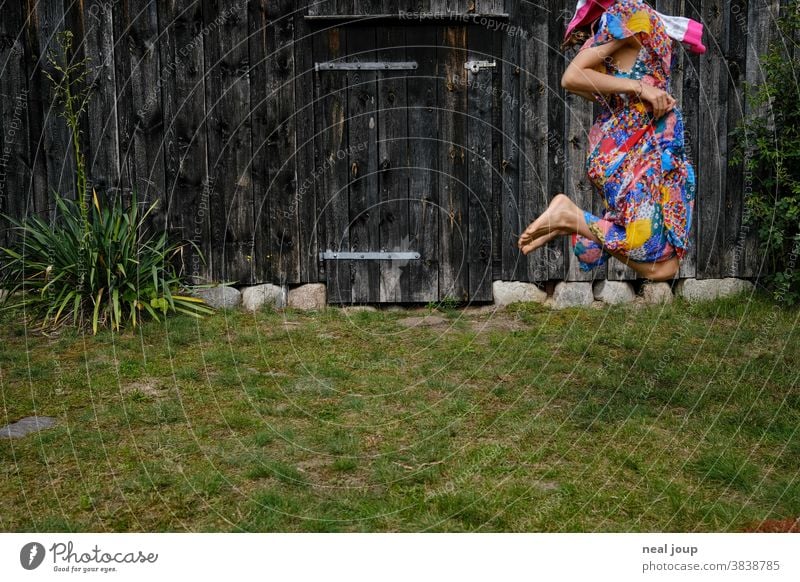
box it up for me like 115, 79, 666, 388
571, 0, 696, 271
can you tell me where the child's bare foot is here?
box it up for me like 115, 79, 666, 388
520, 228, 567, 255
517, 194, 574, 250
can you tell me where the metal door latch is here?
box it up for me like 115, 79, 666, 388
320, 250, 421, 261
464, 60, 497, 73
315, 61, 418, 71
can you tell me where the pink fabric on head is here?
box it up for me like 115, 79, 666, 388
563, 0, 707, 55
564, 0, 615, 41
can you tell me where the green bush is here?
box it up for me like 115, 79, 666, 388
0, 29, 213, 334
0, 190, 214, 334
731, 8, 800, 305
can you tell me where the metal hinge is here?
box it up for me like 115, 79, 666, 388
315, 61, 418, 71
320, 250, 421, 260
464, 60, 497, 74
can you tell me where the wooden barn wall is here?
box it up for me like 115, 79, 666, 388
0, 0, 782, 288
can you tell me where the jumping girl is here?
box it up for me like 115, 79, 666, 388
517, 0, 705, 282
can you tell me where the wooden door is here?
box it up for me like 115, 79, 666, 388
311, 23, 497, 304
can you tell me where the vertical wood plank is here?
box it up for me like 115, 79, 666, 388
79, 0, 121, 199
546, 1, 566, 281
34, 0, 74, 213
405, 24, 439, 301
517, 0, 547, 282
307, 0, 334, 17
258, 0, 298, 285
0, 0, 31, 247
376, 25, 409, 301
722, 0, 749, 278
438, 24, 469, 300
741, 0, 780, 278
499, 0, 521, 281
678, 0, 700, 279
466, 23, 494, 300
22, 0, 49, 218
203, 0, 254, 283
114, 0, 167, 234
696, 0, 727, 279
158, 0, 211, 283
313, 27, 352, 302
473, 0, 506, 14
400, 0, 432, 16
293, 4, 320, 282
492, 5, 522, 281
347, 25, 380, 302
249, 0, 271, 283
378, 0, 399, 16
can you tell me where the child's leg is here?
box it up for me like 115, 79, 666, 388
572, 211, 614, 271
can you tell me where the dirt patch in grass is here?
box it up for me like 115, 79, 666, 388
397, 315, 450, 328
741, 518, 800, 532
122, 378, 164, 398
467, 317, 529, 333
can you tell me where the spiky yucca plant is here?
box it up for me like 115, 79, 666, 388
0, 190, 214, 334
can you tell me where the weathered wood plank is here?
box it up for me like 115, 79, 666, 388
249, 0, 272, 283
113, 0, 167, 234
474, 0, 506, 14
0, 0, 31, 247
203, 0, 254, 283
517, 0, 547, 282
293, 4, 320, 283
696, 0, 727, 279
259, 0, 299, 284
490, 15, 505, 281
545, 1, 566, 281
158, 0, 211, 283
34, 0, 74, 213
308, 0, 335, 17
438, 24, 469, 301
722, 0, 748, 278
21, 0, 49, 218
376, 26, 409, 301
399, 0, 432, 17
79, 0, 121, 199
741, 0, 780, 278
466, 23, 494, 300
405, 24, 439, 301
445, 0, 467, 15
378, 0, 399, 16
499, 0, 521, 281
346, 25, 380, 302
676, 0, 700, 279
308, 0, 329, 17
313, 27, 352, 302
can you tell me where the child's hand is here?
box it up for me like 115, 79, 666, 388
639, 83, 676, 118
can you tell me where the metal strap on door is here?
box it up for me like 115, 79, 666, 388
314, 60, 497, 73
319, 250, 421, 261
315, 61, 418, 71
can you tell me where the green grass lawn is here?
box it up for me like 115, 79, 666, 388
1, 293, 798, 532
